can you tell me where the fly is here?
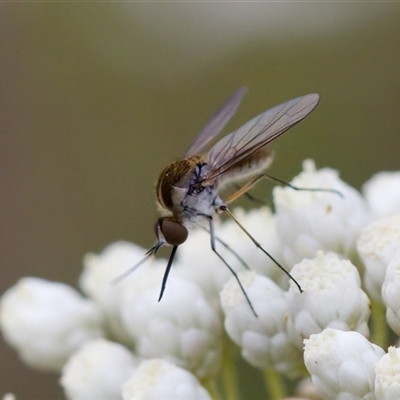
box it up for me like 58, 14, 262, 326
116, 88, 320, 317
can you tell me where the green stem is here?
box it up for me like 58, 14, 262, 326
204, 379, 222, 400
370, 299, 387, 350
263, 368, 286, 400
221, 344, 240, 400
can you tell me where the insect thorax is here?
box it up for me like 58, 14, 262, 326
156, 155, 205, 211
156, 155, 223, 224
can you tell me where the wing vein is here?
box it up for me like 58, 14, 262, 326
204, 93, 320, 181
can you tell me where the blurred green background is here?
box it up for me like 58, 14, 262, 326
1, 3, 400, 398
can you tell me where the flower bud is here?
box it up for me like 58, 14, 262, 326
221, 271, 303, 377
60, 338, 138, 400
363, 171, 400, 219
273, 159, 369, 267
286, 252, 370, 348
357, 214, 400, 302
121, 359, 211, 400
375, 346, 400, 400
381, 250, 400, 336
0, 277, 103, 372
304, 328, 384, 399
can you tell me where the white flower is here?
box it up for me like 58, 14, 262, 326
2, 394, 16, 400
381, 250, 400, 336
4, 162, 399, 399
215, 207, 285, 284
121, 359, 211, 400
357, 214, 400, 302
304, 328, 385, 400
120, 273, 222, 381
273, 159, 370, 267
79, 241, 158, 344
0, 277, 104, 372
176, 207, 285, 310
286, 252, 370, 348
173, 226, 231, 309
220, 271, 303, 378
363, 171, 400, 219
375, 346, 400, 400
60, 338, 138, 400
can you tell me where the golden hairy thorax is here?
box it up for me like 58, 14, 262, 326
156, 155, 204, 211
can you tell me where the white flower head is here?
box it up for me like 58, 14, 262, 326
363, 171, 400, 219
304, 328, 385, 400
357, 214, 400, 302
220, 271, 303, 377
215, 207, 285, 283
120, 273, 222, 381
381, 250, 400, 336
80, 241, 146, 302
121, 359, 211, 400
273, 159, 369, 267
0, 277, 104, 372
79, 241, 166, 345
173, 226, 230, 308
375, 346, 400, 400
175, 207, 285, 307
60, 338, 138, 400
2, 394, 15, 400
286, 252, 370, 348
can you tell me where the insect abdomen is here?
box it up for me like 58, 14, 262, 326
217, 147, 273, 187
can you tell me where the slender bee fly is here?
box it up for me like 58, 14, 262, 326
116, 88, 321, 316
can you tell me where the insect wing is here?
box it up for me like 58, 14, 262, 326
184, 87, 247, 157
204, 94, 320, 180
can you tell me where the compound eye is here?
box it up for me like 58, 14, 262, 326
160, 219, 188, 246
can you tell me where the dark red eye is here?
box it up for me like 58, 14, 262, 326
160, 219, 188, 246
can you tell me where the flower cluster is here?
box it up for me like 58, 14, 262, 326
1, 159, 400, 399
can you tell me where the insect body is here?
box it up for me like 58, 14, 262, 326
118, 88, 320, 316
156, 89, 319, 245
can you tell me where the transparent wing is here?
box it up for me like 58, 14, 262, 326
205, 94, 320, 180
184, 87, 247, 157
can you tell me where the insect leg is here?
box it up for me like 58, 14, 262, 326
221, 206, 303, 293
207, 216, 258, 317
225, 174, 265, 204
215, 236, 250, 270
202, 228, 250, 270
263, 173, 344, 198
237, 188, 267, 205
225, 173, 343, 205
111, 242, 163, 285
158, 245, 178, 301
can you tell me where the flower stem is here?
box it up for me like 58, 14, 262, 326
221, 344, 239, 400
263, 368, 286, 400
204, 379, 222, 400
370, 299, 387, 350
